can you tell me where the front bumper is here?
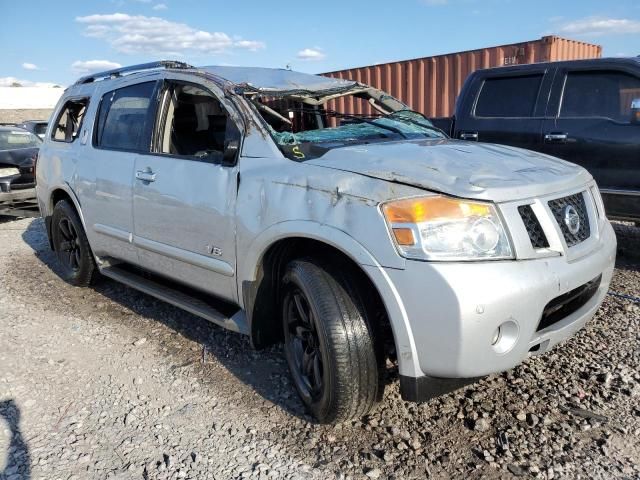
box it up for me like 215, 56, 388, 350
0, 188, 40, 218
373, 218, 616, 400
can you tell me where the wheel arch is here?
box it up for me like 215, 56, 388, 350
239, 221, 421, 377
46, 185, 87, 251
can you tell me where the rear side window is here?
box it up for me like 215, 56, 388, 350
95, 81, 156, 151
560, 70, 640, 122
475, 74, 543, 118
53, 99, 88, 142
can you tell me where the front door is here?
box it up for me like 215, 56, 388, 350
132, 79, 240, 302
541, 67, 640, 219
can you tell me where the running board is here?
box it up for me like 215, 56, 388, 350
100, 265, 248, 334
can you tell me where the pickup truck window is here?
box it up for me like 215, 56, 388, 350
95, 81, 156, 152
475, 74, 543, 118
560, 70, 640, 123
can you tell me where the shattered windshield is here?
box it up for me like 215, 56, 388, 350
247, 87, 446, 161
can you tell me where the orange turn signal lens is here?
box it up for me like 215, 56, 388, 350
392, 227, 415, 246
382, 196, 491, 223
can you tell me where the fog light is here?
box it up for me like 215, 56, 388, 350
491, 320, 519, 354
491, 327, 502, 345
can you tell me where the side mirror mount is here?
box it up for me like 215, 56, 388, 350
631, 98, 640, 124
221, 118, 242, 166
222, 138, 240, 166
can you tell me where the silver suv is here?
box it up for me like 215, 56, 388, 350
36, 61, 616, 423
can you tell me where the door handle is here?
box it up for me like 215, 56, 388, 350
544, 132, 568, 143
459, 131, 478, 141
135, 169, 156, 183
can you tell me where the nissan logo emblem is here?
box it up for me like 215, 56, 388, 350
563, 205, 581, 235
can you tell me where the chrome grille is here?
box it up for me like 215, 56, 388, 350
548, 192, 590, 247
518, 205, 549, 249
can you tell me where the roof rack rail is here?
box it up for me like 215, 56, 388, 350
75, 60, 194, 85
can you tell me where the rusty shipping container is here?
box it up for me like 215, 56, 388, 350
322, 36, 602, 118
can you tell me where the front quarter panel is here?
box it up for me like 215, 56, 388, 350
235, 151, 430, 377
235, 154, 426, 281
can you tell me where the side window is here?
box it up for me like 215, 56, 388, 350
560, 70, 640, 122
475, 74, 543, 118
52, 99, 89, 142
158, 83, 237, 162
95, 81, 156, 151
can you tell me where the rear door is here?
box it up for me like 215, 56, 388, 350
541, 65, 640, 219
75, 80, 159, 264
131, 78, 241, 302
454, 68, 553, 150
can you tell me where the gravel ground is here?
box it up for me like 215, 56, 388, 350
0, 217, 638, 480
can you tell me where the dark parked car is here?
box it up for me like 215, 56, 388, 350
431, 57, 640, 222
0, 126, 40, 217
17, 120, 49, 139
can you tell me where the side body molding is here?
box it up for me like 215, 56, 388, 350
93, 223, 235, 277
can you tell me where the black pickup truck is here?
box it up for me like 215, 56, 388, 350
431, 57, 640, 223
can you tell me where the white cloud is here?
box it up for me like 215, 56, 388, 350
71, 60, 123, 75
22, 63, 39, 71
296, 48, 326, 61
234, 40, 265, 51
152, 3, 167, 10
76, 13, 265, 56
557, 17, 640, 36
0, 76, 59, 88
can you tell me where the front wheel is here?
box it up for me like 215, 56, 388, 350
282, 259, 380, 423
51, 200, 96, 287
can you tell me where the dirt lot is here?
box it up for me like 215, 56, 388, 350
0, 217, 638, 480
0, 109, 53, 124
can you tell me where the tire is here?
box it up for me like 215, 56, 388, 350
281, 259, 380, 423
51, 200, 96, 287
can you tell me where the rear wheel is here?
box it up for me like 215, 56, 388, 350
51, 200, 96, 287
282, 259, 380, 423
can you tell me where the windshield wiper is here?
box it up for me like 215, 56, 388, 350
327, 111, 408, 139
387, 110, 448, 137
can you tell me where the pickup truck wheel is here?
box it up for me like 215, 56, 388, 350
282, 259, 379, 423
51, 200, 96, 287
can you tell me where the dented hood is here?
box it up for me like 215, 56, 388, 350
307, 139, 592, 202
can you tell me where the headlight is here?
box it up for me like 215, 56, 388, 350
382, 195, 513, 261
0, 167, 20, 178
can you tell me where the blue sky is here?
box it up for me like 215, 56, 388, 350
2, 0, 640, 87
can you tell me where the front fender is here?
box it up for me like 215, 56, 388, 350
239, 220, 383, 283
238, 220, 424, 378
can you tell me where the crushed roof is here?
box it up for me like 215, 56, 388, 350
202, 66, 358, 94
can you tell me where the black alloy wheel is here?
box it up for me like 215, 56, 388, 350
51, 200, 96, 286
56, 217, 82, 272
281, 259, 380, 423
283, 287, 324, 403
